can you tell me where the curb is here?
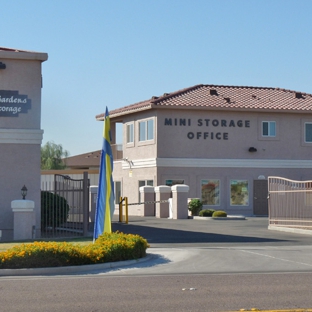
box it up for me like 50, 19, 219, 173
0, 254, 154, 277
193, 216, 246, 221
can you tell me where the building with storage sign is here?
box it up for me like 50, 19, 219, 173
0, 47, 48, 240
97, 84, 312, 217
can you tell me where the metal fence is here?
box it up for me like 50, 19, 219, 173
41, 172, 89, 238
268, 176, 312, 230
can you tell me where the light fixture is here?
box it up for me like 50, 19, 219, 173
248, 147, 257, 152
122, 158, 133, 169
21, 185, 27, 200
0, 62, 6, 69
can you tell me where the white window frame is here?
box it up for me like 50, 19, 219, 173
139, 118, 154, 142
126, 122, 134, 144
262, 121, 276, 137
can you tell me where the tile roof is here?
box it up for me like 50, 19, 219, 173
63, 150, 101, 169
96, 84, 312, 120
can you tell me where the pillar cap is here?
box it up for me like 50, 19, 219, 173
11, 200, 35, 212
155, 185, 171, 193
171, 184, 189, 192
139, 186, 155, 193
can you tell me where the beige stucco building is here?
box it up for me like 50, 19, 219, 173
0, 47, 48, 240
96, 84, 312, 217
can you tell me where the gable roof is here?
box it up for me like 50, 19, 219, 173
96, 84, 312, 120
63, 150, 101, 169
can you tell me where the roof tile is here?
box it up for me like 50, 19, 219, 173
96, 84, 312, 120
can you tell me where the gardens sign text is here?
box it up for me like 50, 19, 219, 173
0, 90, 31, 117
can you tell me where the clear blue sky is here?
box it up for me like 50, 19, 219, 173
2, 0, 312, 156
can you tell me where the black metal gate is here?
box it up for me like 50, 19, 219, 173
41, 172, 89, 238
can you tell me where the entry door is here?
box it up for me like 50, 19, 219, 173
253, 180, 268, 216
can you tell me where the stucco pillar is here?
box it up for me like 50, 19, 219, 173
139, 186, 155, 216
154, 185, 171, 218
11, 200, 35, 240
171, 185, 190, 219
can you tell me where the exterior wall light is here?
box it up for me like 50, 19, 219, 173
0, 62, 6, 69
21, 185, 28, 200
249, 147, 257, 152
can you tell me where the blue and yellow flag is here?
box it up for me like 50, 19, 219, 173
93, 107, 114, 241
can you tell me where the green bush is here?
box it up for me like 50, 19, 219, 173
199, 209, 215, 217
212, 210, 227, 217
41, 191, 69, 230
0, 232, 149, 269
188, 199, 203, 216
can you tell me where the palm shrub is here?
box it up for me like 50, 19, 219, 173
41, 191, 69, 230
199, 209, 215, 217
212, 210, 227, 217
188, 199, 203, 216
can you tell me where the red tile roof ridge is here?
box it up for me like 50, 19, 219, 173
96, 84, 312, 120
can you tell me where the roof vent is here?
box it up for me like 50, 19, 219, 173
224, 97, 231, 103
295, 92, 304, 99
163, 93, 170, 96
151, 96, 158, 100
210, 89, 218, 96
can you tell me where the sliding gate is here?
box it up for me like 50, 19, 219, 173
268, 176, 312, 231
41, 172, 89, 238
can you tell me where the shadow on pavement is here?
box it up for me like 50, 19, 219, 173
112, 222, 287, 245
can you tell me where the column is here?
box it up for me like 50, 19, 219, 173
139, 186, 155, 216
155, 185, 171, 218
11, 200, 35, 240
171, 185, 190, 219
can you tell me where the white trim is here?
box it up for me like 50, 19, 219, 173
120, 157, 312, 169
0, 129, 44, 144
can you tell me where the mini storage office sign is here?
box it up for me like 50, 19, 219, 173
0, 90, 31, 117
164, 117, 250, 140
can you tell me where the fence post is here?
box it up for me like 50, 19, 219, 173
119, 196, 123, 222
83, 171, 89, 236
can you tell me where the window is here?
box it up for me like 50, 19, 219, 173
230, 180, 249, 206
114, 181, 121, 204
201, 180, 220, 205
305, 123, 312, 142
139, 119, 154, 141
165, 179, 184, 186
262, 121, 276, 137
126, 123, 134, 143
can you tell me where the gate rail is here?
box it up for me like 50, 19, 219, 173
268, 176, 312, 230
118, 197, 169, 224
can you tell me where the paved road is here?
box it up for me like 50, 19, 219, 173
1, 217, 312, 311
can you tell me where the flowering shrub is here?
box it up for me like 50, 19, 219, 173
0, 232, 149, 269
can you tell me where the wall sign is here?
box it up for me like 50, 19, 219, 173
0, 90, 31, 117
164, 117, 250, 140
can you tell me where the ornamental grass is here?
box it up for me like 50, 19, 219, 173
0, 231, 149, 269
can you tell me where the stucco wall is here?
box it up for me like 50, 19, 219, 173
156, 109, 312, 160
0, 49, 47, 240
